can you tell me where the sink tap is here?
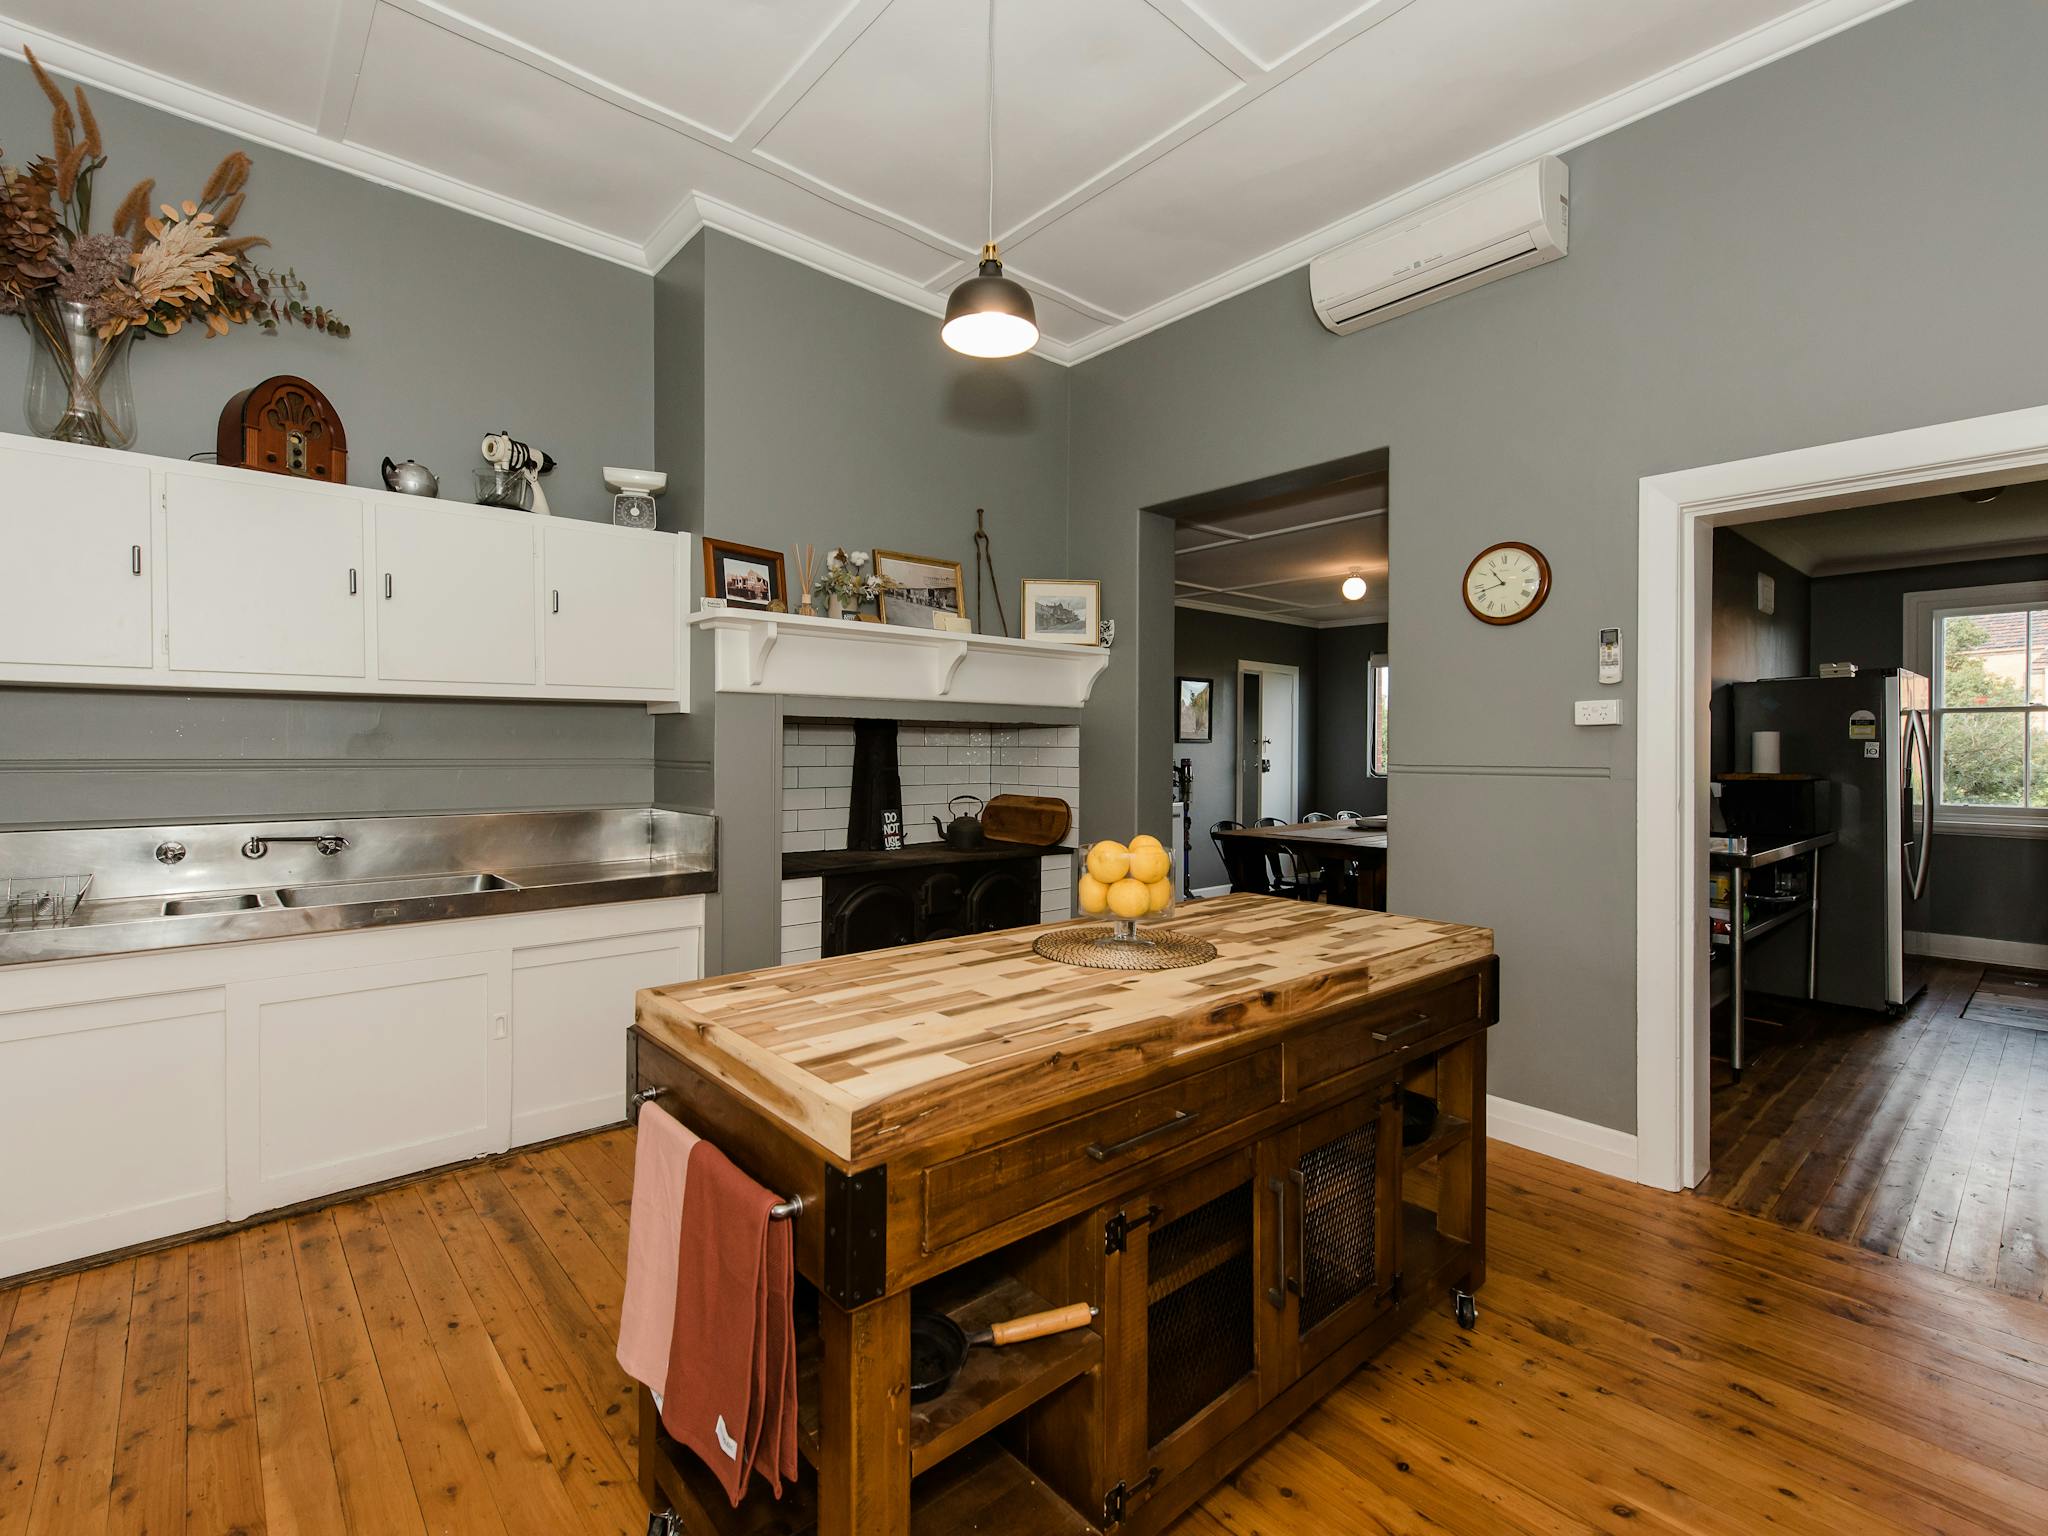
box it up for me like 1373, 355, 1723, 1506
242, 834, 351, 859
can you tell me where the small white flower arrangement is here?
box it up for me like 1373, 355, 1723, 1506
813, 547, 894, 615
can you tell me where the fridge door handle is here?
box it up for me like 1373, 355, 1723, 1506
1908, 711, 1934, 901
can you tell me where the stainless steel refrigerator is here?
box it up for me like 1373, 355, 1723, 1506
1728, 670, 1933, 1012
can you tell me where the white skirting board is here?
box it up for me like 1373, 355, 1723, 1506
1905, 930, 2048, 973
1486, 1095, 1640, 1182
1191, 883, 1233, 899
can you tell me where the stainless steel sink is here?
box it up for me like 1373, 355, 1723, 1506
274, 873, 520, 908
162, 893, 263, 917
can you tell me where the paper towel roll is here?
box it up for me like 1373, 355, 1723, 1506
1752, 730, 1781, 774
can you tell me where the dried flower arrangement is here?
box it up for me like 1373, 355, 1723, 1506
1, 48, 349, 446
812, 548, 896, 618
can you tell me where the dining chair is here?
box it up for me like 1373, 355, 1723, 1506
1334, 810, 1366, 822
1253, 817, 1314, 899
1209, 820, 1259, 893
1301, 811, 1335, 822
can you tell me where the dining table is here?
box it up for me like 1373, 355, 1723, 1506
1216, 818, 1388, 908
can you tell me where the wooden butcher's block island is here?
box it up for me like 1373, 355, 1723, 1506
631, 894, 1499, 1536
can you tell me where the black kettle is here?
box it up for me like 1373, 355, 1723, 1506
933, 796, 985, 850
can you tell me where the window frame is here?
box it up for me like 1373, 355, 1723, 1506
1366, 653, 1390, 779
1903, 578, 2048, 838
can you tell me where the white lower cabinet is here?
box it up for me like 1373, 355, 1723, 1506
225, 952, 511, 1220
511, 923, 702, 1146
0, 895, 704, 1278
0, 989, 229, 1277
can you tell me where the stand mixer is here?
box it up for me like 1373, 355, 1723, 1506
477, 432, 557, 516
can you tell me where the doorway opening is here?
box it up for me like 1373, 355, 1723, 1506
1236, 660, 1300, 825
1636, 404, 2048, 1198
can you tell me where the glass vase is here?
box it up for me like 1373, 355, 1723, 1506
21, 297, 137, 450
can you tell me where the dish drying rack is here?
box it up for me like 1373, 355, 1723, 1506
2, 874, 93, 929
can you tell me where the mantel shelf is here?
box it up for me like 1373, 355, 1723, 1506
688, 608, 1110, 709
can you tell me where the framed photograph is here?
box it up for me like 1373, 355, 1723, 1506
1021, 578, 1101, 646
702, 538, 785, 611
875, 549, 966, 630
1176, 676, 1214, 742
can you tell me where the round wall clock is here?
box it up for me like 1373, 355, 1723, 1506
1463, 541, 1551, 625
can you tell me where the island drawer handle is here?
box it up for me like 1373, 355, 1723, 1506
1085, 1108, 1199, 1162
1370, 1011, 1434, 1046
1266, 1176, 1288, 1308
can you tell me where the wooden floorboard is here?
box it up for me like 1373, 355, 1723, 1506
6, 1128, 2048, 1533
1699, 960, 2048, 1299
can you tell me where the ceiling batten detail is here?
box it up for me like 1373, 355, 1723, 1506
315, 0, 377, 138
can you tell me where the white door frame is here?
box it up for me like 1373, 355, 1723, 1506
1635, 402, 2048, 1192
1234, 659, 1301, 826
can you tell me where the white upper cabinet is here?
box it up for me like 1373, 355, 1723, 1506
0, 434, 686, 706
0, 442, 154, 669
165, 472, 368, 678
376, 503, 537, 686
543, 519, 679, 691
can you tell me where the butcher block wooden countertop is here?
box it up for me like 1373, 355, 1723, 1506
634, 894, 1493, 1164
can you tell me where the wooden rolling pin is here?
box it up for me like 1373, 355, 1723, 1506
974, 1302, 1097, 1346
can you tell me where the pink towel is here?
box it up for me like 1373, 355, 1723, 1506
616, 1102, 700, 1394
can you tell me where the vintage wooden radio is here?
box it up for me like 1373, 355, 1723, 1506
216, 375, 347, 482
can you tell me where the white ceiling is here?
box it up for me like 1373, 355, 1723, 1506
1175, 471, 1388, 627
0, 0, 1907, 362
1742, 481, 2048, 578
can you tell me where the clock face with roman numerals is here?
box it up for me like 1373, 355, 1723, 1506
1463, 542, 1551, 625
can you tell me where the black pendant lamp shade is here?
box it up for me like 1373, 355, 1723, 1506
942, 242, 1038, 358
943, 0, 1038, 359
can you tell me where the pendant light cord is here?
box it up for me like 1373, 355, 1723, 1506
984, 0, 996, 253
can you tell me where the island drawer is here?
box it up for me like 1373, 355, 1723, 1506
920, 1048, 1282, 1251
1288, 970, 1484, 1096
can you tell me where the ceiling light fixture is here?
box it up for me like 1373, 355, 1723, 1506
1341, 571, 1368, 601
942, 0, 1038, 359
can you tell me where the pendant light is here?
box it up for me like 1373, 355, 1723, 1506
1341, 570, 1368, 601
942, 0, 1038, 358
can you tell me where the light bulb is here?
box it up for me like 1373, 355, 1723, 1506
1341, 573, 1368, 601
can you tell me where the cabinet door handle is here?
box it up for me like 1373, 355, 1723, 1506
130, 544, 142, 575
1084, 1108, 1198, 1163
384, 572, 393, 600
348, 567, 358, 596
1287, 1168, 1306, 1299
1265, 1176, 1287, 1308
1370, 1011, 1434, 1046
552, 589, 561, 614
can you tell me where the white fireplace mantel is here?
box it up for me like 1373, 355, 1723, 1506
688, 608, 1109, 708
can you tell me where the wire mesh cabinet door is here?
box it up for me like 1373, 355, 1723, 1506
1099, 1144, 1276, 1524
1262, 1086, 1402, 1382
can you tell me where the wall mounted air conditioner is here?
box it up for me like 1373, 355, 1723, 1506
1311, 156, 1568, 335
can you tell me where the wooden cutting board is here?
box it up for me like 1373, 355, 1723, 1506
981, 794, 1070, 847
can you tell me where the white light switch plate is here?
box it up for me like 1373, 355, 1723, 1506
1574, 699, 1624, 726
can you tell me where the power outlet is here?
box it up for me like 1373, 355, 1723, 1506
1574, 698, 1624, 726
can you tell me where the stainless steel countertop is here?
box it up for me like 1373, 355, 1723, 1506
0, 808, 716, 966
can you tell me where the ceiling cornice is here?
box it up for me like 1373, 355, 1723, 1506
2, 0, 1910, 368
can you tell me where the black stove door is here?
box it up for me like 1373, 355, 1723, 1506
825, 882, 914, 957
968, 866, 1037, 934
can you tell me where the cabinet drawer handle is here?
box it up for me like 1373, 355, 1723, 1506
1370, 1011, 1434, 1046
1266, 1176, 1287, 1308
348, 567, 358, 596
1084, 1108, 1198, 1162
552, 589, 561, 614
130, 544, 142, 575
384, 572, 393, 600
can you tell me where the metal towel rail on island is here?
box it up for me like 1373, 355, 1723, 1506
629, 1084, 805, 1222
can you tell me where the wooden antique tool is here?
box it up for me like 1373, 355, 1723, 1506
973, 506, 1008, 637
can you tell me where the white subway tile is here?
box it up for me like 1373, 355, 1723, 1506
822, 830, 847, 849
798, 808, 847, 831
1058, 766, 1080, 787
783, 744, 825, 767
825, 745, 855, 766
1043, 745, 1079, 768
1057, 727, 1081, 747
782, 767, 801, 789
781, 896, 822, 925
783, 921, 822, 950
782, 876, 822, 899
782, 946, 822, 965
782, 830, 824, 852
784, 787, 825, 810
826, 786, 851, 808
1021, 726, 1057, 746
782, 810, 799, 831
798, 766, 842, 788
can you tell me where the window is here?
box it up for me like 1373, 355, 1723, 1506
1367, 654, 1390, 777
1905, 581, 2048, 832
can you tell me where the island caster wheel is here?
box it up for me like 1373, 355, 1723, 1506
1453, 1289, 1478, 1330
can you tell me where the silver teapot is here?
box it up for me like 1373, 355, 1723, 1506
381, 457, 439, 497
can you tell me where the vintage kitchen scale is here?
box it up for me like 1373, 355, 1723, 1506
216, 375, 347, 482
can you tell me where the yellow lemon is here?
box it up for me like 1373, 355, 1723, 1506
1086, 840, 1130, 884
1145, 877, 1173, 913
1127, 845, 1169, 884
1076, 873, 1110, 914
1129, 834, 1163, 852
1107, 877, 1151, 920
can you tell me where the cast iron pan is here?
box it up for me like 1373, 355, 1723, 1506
908, 1302, 1096, 1403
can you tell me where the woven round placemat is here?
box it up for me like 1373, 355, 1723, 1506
1033, 925, 1218, 971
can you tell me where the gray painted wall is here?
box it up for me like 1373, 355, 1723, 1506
1315, 624, 1390, 819
1709, 529, 1812, 775
1069, 0, 2048, 1135
1173, 610, 1318, 889
0, 56, 661, 832
1810, 551, 2048, 949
